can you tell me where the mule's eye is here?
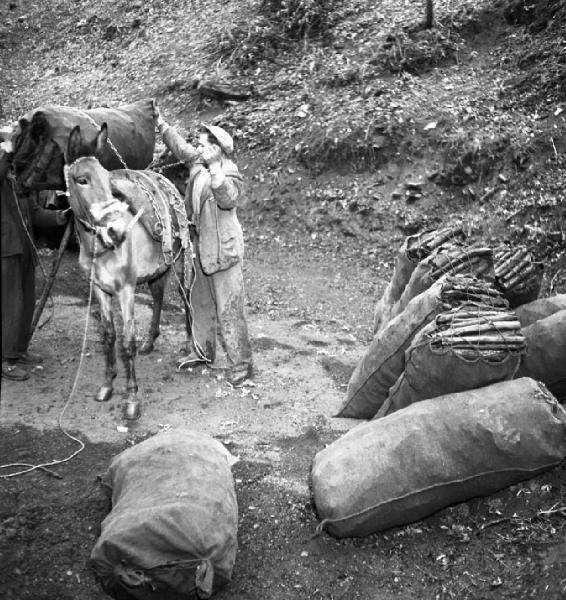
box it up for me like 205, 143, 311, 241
76, 176, 89, 185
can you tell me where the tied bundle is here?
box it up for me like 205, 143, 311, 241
405, 226, 466, 263
427, 245, 495, 282
494, 245, 543, 308
431, 307, 526, 361
439, 275, 509, 311
373, 226, 466, 334
376, 294, 526, 418
382, 245, 496, 327
341, 275, 509, 420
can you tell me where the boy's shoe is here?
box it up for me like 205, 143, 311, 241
15, 352, 43, 365
227, 365, 252, 388
2, 362, 30, 381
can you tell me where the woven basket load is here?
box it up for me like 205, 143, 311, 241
494, 245, 543, 308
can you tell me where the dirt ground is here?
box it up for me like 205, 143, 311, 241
1, 222, 566, 600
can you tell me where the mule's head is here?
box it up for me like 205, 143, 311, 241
65, 124, 116, 224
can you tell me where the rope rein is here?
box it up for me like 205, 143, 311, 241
0, 237, 98, 479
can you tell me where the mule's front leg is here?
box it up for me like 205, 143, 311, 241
94, 287, 117, 402
118, 285, 141, 420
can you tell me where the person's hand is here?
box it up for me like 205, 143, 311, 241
199, 143, 222, 171
55, 208, 72, 226
152, 100, 168, 132
152, 99, 160, 121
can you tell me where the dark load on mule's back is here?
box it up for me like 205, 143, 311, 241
11, 98, 156, 190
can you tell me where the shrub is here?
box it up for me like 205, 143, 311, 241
214, 0, 338, 68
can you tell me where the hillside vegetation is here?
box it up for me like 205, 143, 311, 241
1, 1, 564, 275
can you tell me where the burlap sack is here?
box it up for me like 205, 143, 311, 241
339, 276, 509, 419
12, 99, 155, 190
312, 378, 566, 538
517, 309, 566, 400
514, 294, 566, 327
372, 227, 466, 334
378, 308, 525, 417
385, 245, 495, 326
90, 430, 238, 600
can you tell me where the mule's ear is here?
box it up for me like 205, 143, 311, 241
95, 123, 108, 158
66, 125, 82, 165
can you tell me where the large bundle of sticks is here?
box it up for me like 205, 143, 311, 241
376, 297, 526, 418
341, 275, 510, 419
404, 226, 466, 263
381, 244, 496, 329
430, 306, 526, 360
427, 245, 495, 281
494, 245, 543, 308
372, 226, 466, 334
438, 275, 509, 310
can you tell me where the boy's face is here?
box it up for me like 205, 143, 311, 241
197, 132, 211, 150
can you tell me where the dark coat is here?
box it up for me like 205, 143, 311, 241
1, 154, 60, 258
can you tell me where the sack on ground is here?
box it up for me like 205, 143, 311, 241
514, 294, 566, 327
372, 227, 465, 334
313, 378, 566, 538
339, 276, 509, 419
377, 305, 526, 418
494, 245, 543, 308
385, 245, 495, 326
517, 309, 566, 401
90, 430, 239, 600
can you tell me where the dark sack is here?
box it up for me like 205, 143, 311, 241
90, 430, 238, 600
372, 227, 466, 334
313, 378, 566, 538
517, 309, 566, 401
377, 306, 525, 417
12, 99, 155, 190
494, 245, 543, 308
514, 294, 566, 327
385, 245, 495, 326
339, 276, 509, 419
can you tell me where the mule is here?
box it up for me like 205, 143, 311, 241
65, 123, 192, 420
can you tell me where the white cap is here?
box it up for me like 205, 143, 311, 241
200, 124, 233, 156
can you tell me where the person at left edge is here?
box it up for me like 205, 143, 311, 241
1, 125, 70, 381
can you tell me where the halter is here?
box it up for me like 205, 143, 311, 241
64, 159, 143, 253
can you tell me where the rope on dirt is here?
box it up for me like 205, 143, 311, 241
0, 238, 99, 479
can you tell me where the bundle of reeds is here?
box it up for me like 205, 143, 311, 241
430, 305, 526, 360
428, 246, 495, 281
438, 275, 509, 310
494, 245, 543, 307
405, 226, 466, 263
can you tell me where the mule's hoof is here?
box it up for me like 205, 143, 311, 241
138, 340, 154, 354
124, 400, 141, 421
95, 386, 113, 402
